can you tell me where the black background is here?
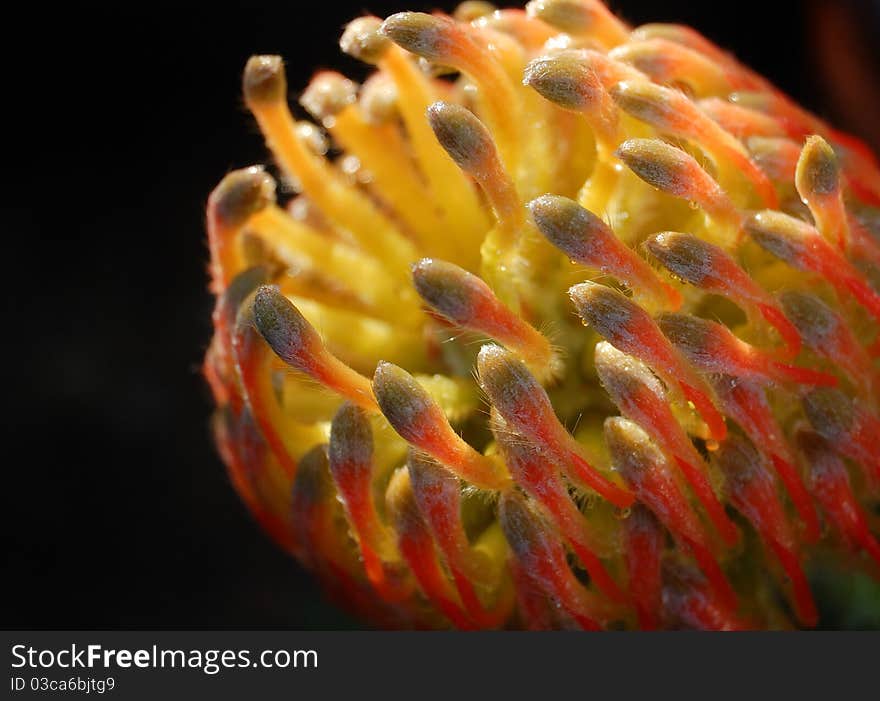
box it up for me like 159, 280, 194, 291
5, 1, 880, 629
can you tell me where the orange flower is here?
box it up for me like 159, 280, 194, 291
204, 0, 880, 629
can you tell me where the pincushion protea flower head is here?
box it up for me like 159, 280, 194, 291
203, 0, 880, 629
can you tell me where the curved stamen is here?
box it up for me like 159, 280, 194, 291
569, 281, 727, 440
478, 344, 634, 507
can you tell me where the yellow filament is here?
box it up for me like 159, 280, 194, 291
248, 206, 421, 325
248, 99, 418, 273
446, 33, 524, 176
381, 48, 489, 268
413, 374, 481, 423
291, 296, 432, 374
237, 338, 330, 466
327, 106, 454, 255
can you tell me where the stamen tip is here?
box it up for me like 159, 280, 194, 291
243, 54, 287, 106
340, 16, 391, 64
523, 51, 596, 111
454, 1, 497, 22
380, 12, 449, 62
427, 101, 494, 175
372, 361, 436, 444
300, 71, 358, 122
329, 402, 374, 476
411, 257, 478, 324
525, 0, 595, 35
251, 284, 321, 368
615, 138, 693, 197
529, 194, 608, 259
210, 166, 276, 228
796, 134, 840, 197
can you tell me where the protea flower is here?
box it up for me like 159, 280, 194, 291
203, 0, 880, 629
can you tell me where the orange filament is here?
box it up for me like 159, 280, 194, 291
407, 452, 509, 625
570, 282, 727, 440
644, 231, 801, 358
745, 137, 802, 183
426, 101, 525, 253
657, 313, 837, 388
497, 427, 627, 602
397, 527, 476, 629
729, 91, 827, 141
412, 258, 557, 376
329, 403, 405, 600
217, 410, 297, 556
206, 167, 275, 292
233, 315, 299, 480
206, 265, 274, 414
780, 291, 874, 392
756, 305, 803, 361
615, 138, 742, 238
474, 9, 558, 51
291, 447, 406, 625
630, 23, 769, 93
711, 375, 820, 542
310, 356, 381, 412
848, 215, 880, 268
797, 430, 880, 569
252, 285, 379, 413
373, 361, 510, 490
609, 38, 736, 96
290, 446, 337, 569
747, 210, 880, 327
803, 388, 880, 490
605, 418, 737, 609
662, 560, 750, 631
499, 491, 614, 630
610, 80, 778, 207
734, 92, 880, 205
477, 344, 634, 507
571, 48, 646, 88
622, 506, 664, 630
531, 194, 682, 310
595, 342, 738, 545
385, 468, 477, 629
715, 434, 816, 627
522, 50, 626, 151
673, 457, 741, 548
699, 99, 787, 139
795, 135, 850, 251
526, 0, 629, 47
834, 131, 880, 208
566, 452, 635, 508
